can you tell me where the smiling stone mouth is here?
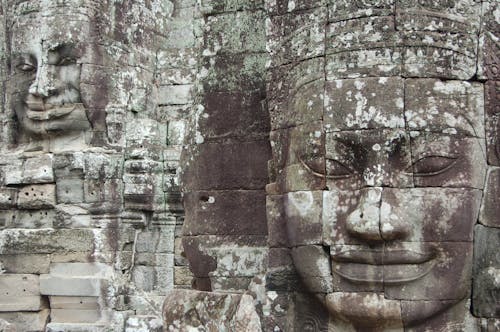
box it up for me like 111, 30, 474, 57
25, 102, 83, 120
331, 249, 437, 284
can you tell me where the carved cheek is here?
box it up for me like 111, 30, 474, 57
57, 64, 81, 89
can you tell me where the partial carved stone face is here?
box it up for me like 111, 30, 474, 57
9, 7, 91, 138
271, 64, 486, 328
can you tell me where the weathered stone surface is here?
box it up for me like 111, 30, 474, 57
0, 229, 95, 254
324, 77, 405, 131
204, 11, 266, 55
473, 225, 500, 318
326, 292, 403, 330
405, 79, 485, 137
0, 274, 40, 296
0, 310, 49, 332
125, 316, 162, 332
325, 130, 413, 190
0, 254, 50, 274
0, 319, 16, 332
326, 16, 402, 79
0, 189, 16, 209
384, 242, 473, 301
267, 59, 324, 130
40, 276, 106, 297
410, 133, 487, 189
0, 297, 47, 312
184, 190, 267, 236
181, 140, 270, 191
162, 289, 261, 332
51, 309, 104, 324
17, 184, 56, 209
266, 7, 326, 66
49, 297, 99, 310
478, 1, 500, 81
402, 299, 479, 331
200, 89, 269, 140
291, 246, 333, 293
285, 191, 323, 246
480, 168, 500, 228
266, 194, 288, 248
275, 123, 326, 192
486, 81, 500, 166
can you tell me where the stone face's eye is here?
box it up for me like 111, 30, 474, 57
57, 56, 76, 66
325, 158, 354, 179
17, 63, 35, 71
411, 156, 458, 176
299, 155, 324, 176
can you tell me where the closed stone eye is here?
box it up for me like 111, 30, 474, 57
299, 155, 325, 177
299, 155, 355, 179
57, 56, 76, 66
16, 62, 35, 72
410, 155, 458, 176
325, 158, 354, 179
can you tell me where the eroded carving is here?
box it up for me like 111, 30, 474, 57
266, 1, 497, 331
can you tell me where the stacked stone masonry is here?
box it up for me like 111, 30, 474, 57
0, 0, 498, 331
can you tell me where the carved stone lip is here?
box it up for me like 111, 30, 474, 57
25, 103, 82, 120
331, 249, 436, 265
331, 250, 437, 285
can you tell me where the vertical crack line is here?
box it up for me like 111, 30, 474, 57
474, 0, 486, 78
401, 78, 415, 187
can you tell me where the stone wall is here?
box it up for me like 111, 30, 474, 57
0, 0, 198, 331
0, 0, 498, 331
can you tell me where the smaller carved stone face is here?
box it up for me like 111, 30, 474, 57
9, 9, 92, 138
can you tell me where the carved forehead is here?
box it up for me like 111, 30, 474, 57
9, 0, 99, 49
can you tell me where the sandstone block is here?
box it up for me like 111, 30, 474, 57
0, 254, 50, 274
157, 84, 192, 105
0, 189, 16, 209
162, 289, 261, 332
22, 155, 54, 184
0, 310, 49, 332
49, 296, 99, 310
473, 225, 500, 318
183, 190, 267, 236
12, 209, 55, 228
0, 229, 95, 254
0, 297, 47, 312
45, 323, 108, 332
40, 276, 105, 297
181, 140, 270, 191
51, 309, 102, 324
480, 168, 500, 228
486, 81, 499, 166
125, 315, 162, 332
405, 79, 485, 137
17, 184, 56, 209
324, 77, 405, 131
200, 90, 269, 140
56, 178, 84, 204
285, 191, 323, 246
0, 274, 40, 296
204, 11, 266, 55
266, 8, 326, 66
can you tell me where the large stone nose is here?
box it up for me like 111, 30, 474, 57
346, 187, 411, 243
29, 63, 57, 98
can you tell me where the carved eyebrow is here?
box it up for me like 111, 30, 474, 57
48, 43, 77, 56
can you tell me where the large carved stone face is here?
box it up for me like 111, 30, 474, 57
271, 66, 486, 328
9, 7, 92, 138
